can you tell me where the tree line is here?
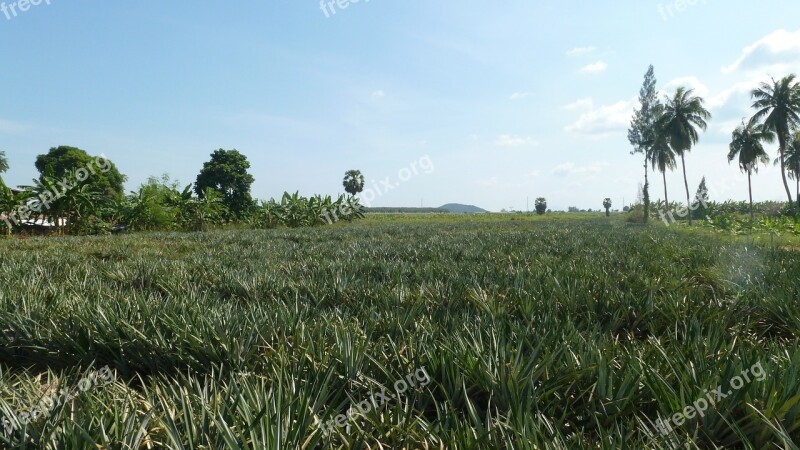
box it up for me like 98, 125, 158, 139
628, 66, 800, 224
0, 147, 366, 235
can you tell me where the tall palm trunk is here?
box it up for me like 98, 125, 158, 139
662, 170, 669, 206
748, 170, 754, 223
680, 152, 692, 225
778, 133, 794, 206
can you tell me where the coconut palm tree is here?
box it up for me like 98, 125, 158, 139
650, 133, 676, 207
775, 132, 800, 209
656, 87, 711, 225
751, 75, 800, 209
728, 120, 774, 221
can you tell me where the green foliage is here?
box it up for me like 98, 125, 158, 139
0, 150, 8, 179
629, 65, 660, 223
693, 176, 709, 220
0, 217, 799, 447
35, 146, 126, 201
342, 169, 365, 195
534, 197, 547, 215
603, 198, 612, 216
120, 175, 227, 232
195, 149, 255, 219
257, 192, 365, 228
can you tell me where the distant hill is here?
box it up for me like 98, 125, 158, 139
439, 203, 489, 213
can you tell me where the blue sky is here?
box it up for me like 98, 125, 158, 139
2, 1, 800, 211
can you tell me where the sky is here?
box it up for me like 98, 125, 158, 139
1, 1, 800, 212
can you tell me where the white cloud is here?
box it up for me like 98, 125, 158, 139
371, 90, 386, 98
525, 169, 541, 178
495, 134, 538, 147
561, 98, 594, 111
509, 92, 532, 100
579, 61, 608, 74
661, 76, 710, 99
723, 29, 800, 74
566, 46, 596, 56
552, 162, 609, 176
564, 98, 635, 137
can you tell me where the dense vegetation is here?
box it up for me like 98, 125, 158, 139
1, 216, 798, 448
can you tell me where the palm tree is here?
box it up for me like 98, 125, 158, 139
650, 133, 676, 207
342, 170, 365, 196
775, 132, 800, 209
751, 75, 800, 209
727, 120, 774, 222
656, 87, 711, 225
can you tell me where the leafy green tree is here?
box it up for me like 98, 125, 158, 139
751, 75, 800, 209
35, 146, 126, 201
603, 198, 612, 216
656, 87, 711, 225
728, 121, 774, 221
342, 170, 365, 195
0, 151, 8, 185
534, 197, 547, 215
195, 149, 255, 219
628, 65, 660, 223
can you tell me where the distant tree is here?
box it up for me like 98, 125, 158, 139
656, 87, 711, 225
195, 149, 255, 219
603, 198, 612, 216
729, 121, 774, 221
534, 197, 547, 215
0, 150, 8, 183
628, 65, 660, 223
751, 75, 800, 209
342, 170, 365, 195
568, 206, 579, 213
692, 177, 709, 220
623, 205, 630, 212
35, 146, 126, 200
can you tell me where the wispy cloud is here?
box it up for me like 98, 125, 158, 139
564, 98, 635, 137
579, 61, 608, 74
561, 98, 594, 111
371, 90, 386, 98
566, 46, 596, 56
509, 92, 532, 100
0, 119, 33, 134
552, 162, 609, 176
495, 134, 538, 147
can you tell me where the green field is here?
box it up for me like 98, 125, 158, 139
1, 216, 799, 449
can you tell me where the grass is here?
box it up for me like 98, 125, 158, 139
0, 215, 799, 448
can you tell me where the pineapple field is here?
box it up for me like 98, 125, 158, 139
0, 215, 799, 449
